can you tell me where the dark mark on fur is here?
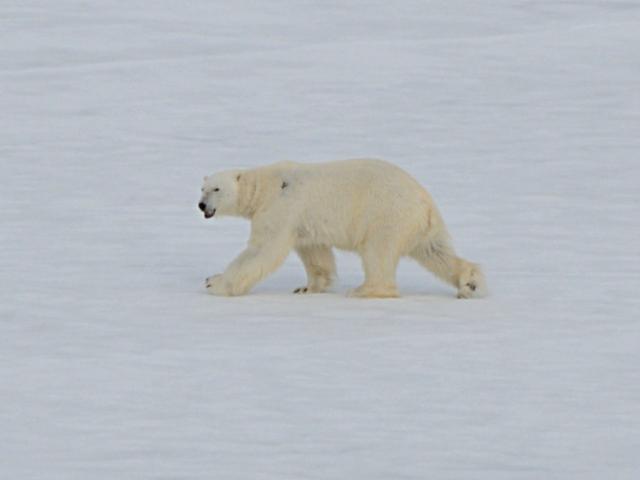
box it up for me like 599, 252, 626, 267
281, 181, 288, 189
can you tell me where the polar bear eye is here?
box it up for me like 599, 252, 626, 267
213, 188, 220, 192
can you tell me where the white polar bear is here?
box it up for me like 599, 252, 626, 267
198, 159, 486, 298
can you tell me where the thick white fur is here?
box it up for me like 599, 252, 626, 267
200, 159, 486, 298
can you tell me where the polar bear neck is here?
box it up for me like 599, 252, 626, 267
236, 171, 266, 219
236, 168, 284, 219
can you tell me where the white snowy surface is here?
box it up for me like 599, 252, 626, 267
1, 1, 639, 478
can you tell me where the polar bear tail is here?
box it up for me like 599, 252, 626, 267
410, 230, 487, 298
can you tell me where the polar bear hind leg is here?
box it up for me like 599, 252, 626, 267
349, 238, 401, 298
410, 231, 486, 298
294, 245, 336, 293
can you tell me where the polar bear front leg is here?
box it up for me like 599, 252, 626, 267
294, 245, 336, 293
205, 247, 257, 296
206, 234, 293, 296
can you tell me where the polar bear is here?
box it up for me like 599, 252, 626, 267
198, 159, 485, 298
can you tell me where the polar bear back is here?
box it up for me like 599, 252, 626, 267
250, 158, 443, 253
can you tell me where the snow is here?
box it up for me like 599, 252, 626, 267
1, 1, 639, 478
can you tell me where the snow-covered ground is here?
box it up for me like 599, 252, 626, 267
1, 1, 639, 478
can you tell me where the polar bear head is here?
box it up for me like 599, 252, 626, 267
198, 170, 243, 218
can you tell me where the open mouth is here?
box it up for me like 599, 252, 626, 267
204, 208, 216, 219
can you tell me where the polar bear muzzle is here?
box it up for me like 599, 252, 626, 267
199, 202, 216, 218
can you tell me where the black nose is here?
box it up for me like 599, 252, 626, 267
198, 202, 206, 211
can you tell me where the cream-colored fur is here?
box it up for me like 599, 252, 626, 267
199, 159, 486, 298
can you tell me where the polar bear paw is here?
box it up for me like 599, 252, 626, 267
347, 284, 399, 298
456, 282, 476, 299
292, 285, 329, 294
293, 285, 327, 294
205, 274, 230, 296
293, 280, 332, 294
456, 265, 486, 299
